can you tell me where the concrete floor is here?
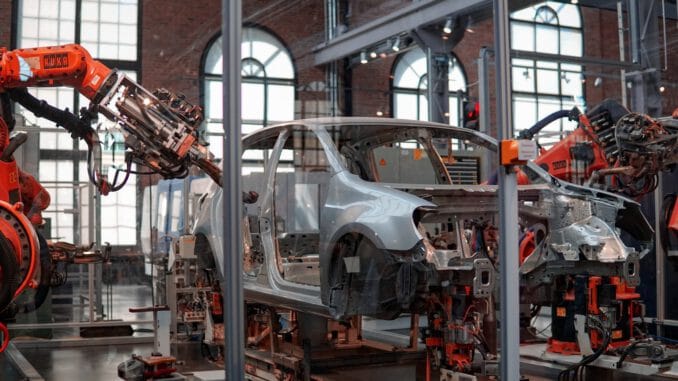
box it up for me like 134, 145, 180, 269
17, 341, 221, 381
0, 280, 673, 380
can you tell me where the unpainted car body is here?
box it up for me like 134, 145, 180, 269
192, 118, 652, 320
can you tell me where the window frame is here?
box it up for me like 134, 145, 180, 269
391, 48, 468, 127
200, 26, 297, 151
509, 1, 584, 146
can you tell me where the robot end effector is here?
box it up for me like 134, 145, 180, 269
90, 72, 223, 189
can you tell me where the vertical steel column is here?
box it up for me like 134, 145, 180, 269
478, 48, 492, 179
182, 177, 190, 235
325, 0, 339, 116
654, 176, 666, 337
617, 1, 627, 107
222, 0, 245, 379
493, 0, 519, 380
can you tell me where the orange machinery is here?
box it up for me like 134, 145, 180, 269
0, 44, 223, 351
517, 100, 678, 354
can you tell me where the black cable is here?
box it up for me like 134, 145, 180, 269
558, 318, 611, 381
518, 109, 575, 140
7, 88, 94, 139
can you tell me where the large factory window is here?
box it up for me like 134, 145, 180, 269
16, 0, 140, 245
202, 27, 296, 159
510, 1, 583, 147
392, 48, 467, 127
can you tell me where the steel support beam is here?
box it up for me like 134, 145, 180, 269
654, 175, 666, 337
222, 0, 245, 379
410, 27, 454, 124
478, 48, 493, 180
627, 0, 666, 338
511, 50, 639, 70
494, 0, 520, 380
628, 0, 662, 115
313, 0, 490, 65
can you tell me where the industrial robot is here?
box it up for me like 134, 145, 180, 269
0, 44, 222, 352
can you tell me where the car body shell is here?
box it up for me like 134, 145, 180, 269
192, 117, 653, 319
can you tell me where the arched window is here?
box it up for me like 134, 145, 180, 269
392, 48, 467, 127
510, 1, 583, 146
202, 27, 295, 159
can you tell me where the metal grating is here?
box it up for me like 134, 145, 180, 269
446, 156, 481, 185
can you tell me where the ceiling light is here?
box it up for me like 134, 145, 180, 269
465, 16, 474, 33
392, 36, 400, 52
443, 18, 453, 34
659, 84, 666, 93
369, 51, 377, 59
360, 50, 367, 64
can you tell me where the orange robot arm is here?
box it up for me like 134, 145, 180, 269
0, 44, 111, 99
18, 170, 50, 226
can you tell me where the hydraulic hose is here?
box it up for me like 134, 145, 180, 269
7, 88, 94, 140
518, 108, 578, 140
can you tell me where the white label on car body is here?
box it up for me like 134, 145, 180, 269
344, 257, 360, 273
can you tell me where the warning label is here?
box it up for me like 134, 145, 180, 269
43, 53, 69, 69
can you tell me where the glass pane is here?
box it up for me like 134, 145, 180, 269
561, 70, 583, 98
41, 0, 59, 17
61, 0, 76, 20
266, 52, 295, 79
394, 48, 426, 88
22, 0, 39, 17
560, 29, 582, 56
241, 82, 265, 121
513, 95, 537, 133
80, 0, 138, 61
206, 79, 223, 120
205, 36, 223, 75
535, 25, 558, 54
100, 3, 120, 23
81, 1, 99, 22
394, 93, 418, 120
511, 22, 534, 52
22, 18, 39, 38
512, 64, 535, 92
267, 85, 295, 123
449, 97, 461, 127
419, 94, 429, 121
207, 133, 223, 160
536, 68, 559, 94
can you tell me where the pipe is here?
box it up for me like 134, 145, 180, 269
517, 109, 575, 140
7, 88, 93, 140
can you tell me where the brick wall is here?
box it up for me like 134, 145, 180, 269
347, 0, 410, 29
8, 2, 677, 122
244, 0, 326, 118
0, 1, 13, 48
141, 0, 221, 104
141, 0, 325, 117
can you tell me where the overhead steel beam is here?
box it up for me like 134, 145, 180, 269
313, 0, 491, 65
511, 50, 640, 69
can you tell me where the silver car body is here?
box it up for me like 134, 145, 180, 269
192, 118, 653, 319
